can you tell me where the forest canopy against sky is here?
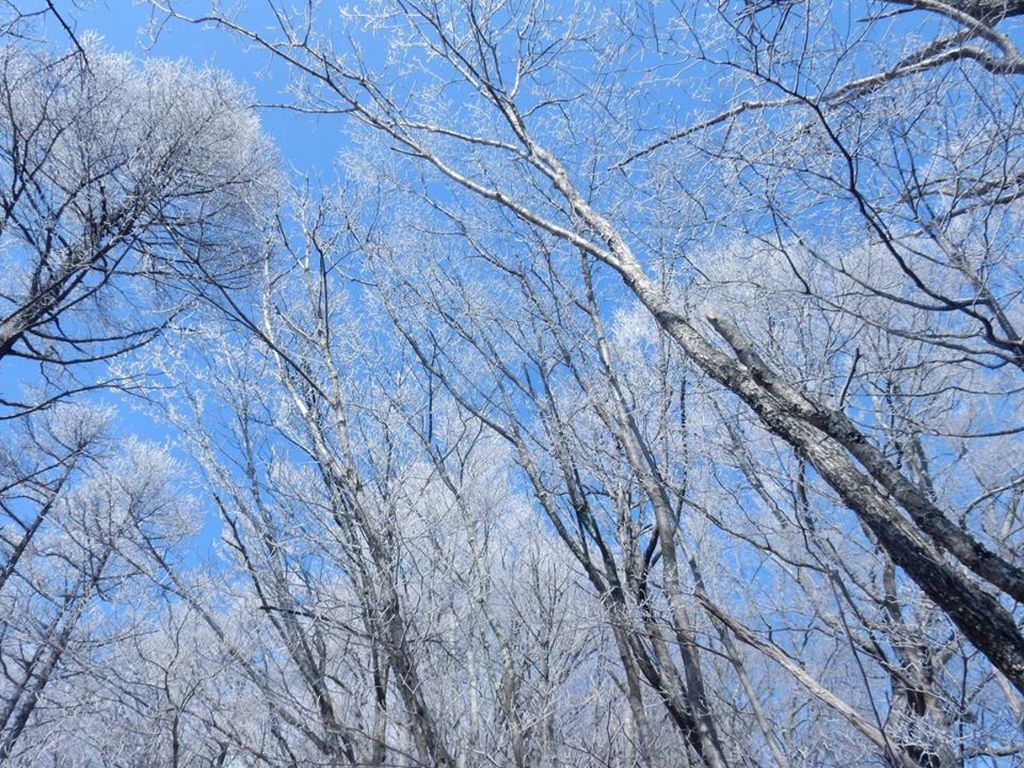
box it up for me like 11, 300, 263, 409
2, 1, 1024, 766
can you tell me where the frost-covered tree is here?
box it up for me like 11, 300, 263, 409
2, 1, 1023, 766
0, 408, 194, 764
0, 40, 274, 417
0, 28, 275, 767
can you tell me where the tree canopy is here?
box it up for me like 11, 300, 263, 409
1, 2, 1023, 767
